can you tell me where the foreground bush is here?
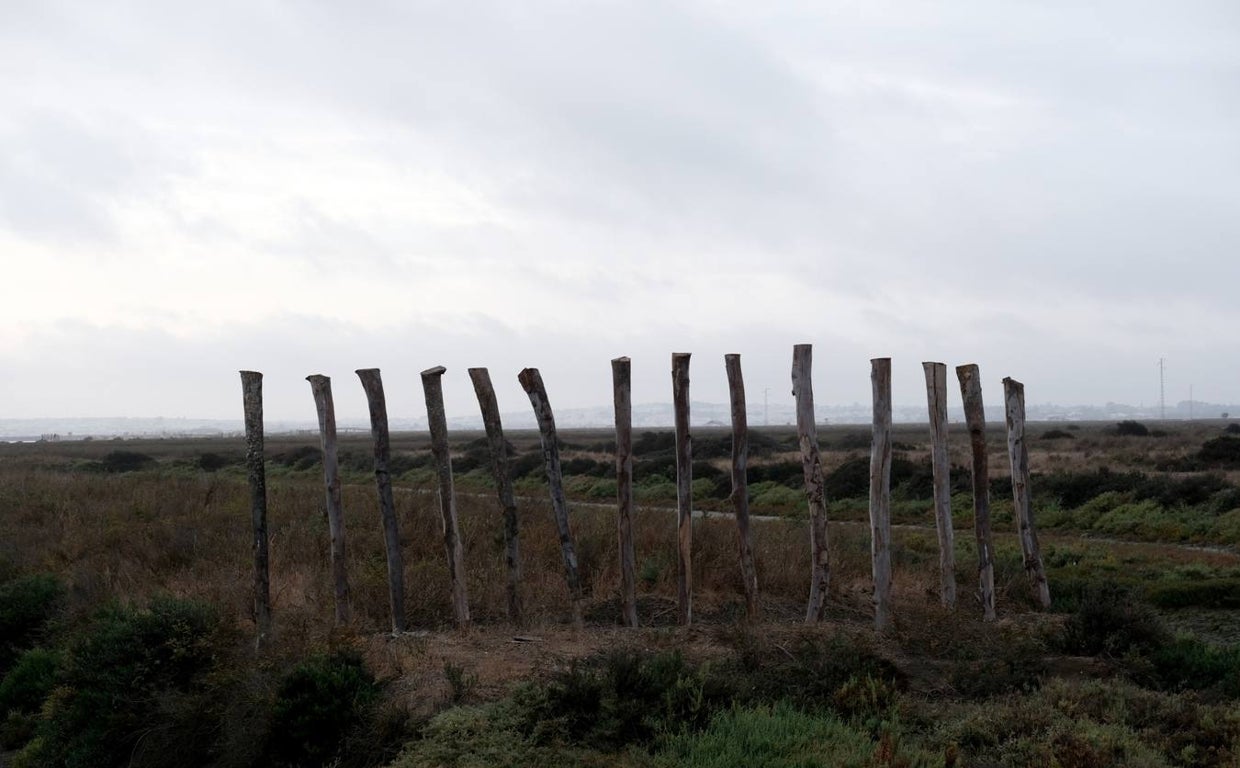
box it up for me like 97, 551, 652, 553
1056, 583, 1167, 657
27, 597, 222, 768
265, 650, 382, 767
0, 574, 64, 675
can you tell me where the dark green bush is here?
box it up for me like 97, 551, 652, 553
0, 647, 59, 716
265, 650, 380, 767
1198, 436, 1240, 468
0, 574, 64, 674
1041, 429, 1075, 440
1144, 637, 1240, 697
37, 597, 222, 768
1056, 584, 1167, 657
272, 445, 321, 470
1146, 578, 1240, 610
197, 452, 234, 471
97, 450, 157, 473
1115, 420, 1151, 437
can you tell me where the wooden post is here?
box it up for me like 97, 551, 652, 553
791, 344, 830, 622
956, 363, 997, 621
306, 374, 351, 625
672, 352, 693, 626
518, 367, 584, 628
1003, 377, 1052, 609
724, 354, 760, 621
870, 358, 893, 631
355, 368, 406, 634
611, 357, 639, 628
240, 371, 271, 645
468, 367, 522, 625
922, 362, 957, 609
421, 366, 471, 630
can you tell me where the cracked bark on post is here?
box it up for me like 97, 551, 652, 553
611, 357, 640, 628
870, 358, 894, 631
672, 353, 693, 626
356, 368, 406, 634
422, 366, 471, 630
307, 374, 351, 625
518, 367, 584, 628
468, 367, 522, 625
725, 354, 760, 621
792, 344, 830, 622
957, 363, 997, 621
922, 362, 957, 609
240, 371, 271, 646
1004, 377, 1052, 609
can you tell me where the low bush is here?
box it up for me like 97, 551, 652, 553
34, 597, 223, 768
96, 450, 157, 473
0, 574, 64, 674
0, 648, 60, 750
1056, 583, 1168, 657
1115, 420, 1151, 437
1041, 429, 1075, 440
1143, 636, 1240, 697
265, 650, 382, 767
1146, 578, 1240, 610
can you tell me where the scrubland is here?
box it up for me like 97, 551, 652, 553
2, 420, 1239, 766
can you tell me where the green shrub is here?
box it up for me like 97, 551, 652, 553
1041, 429, 1075, 440
1146, 578, 1240, 610
96, 450, 157, 473
38, 597, 221, 768
265, 650, 380, 767
0, 574, 65, 674
0, 648, 59, 750
1197, 436, 1240, 468
1056, 584, 1168, 657
1144, 636, 1240, 697
1116, 420, 1151, 437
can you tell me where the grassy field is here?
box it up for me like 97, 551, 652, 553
2, 419, 1239, 766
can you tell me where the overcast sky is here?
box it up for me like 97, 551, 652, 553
2, 1, 1237, 423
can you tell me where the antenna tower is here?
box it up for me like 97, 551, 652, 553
1158, 358, 1166, 420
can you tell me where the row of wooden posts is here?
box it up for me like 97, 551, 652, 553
239, 347, 1051, 643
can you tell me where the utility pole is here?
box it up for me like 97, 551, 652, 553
1190, 384, 1194, 421
763, 387, 770, 427
1159, 358, 1166, 421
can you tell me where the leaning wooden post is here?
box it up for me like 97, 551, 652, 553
956, 363, 997, 621
791, 344, 830, 622
724, 354, 760, 621
611, 357, 639, 628
518, 368, 584, 628
869, 358, 894, 631
306, 374, 351, 625
922, 362, 957, 609
240, 371, 271, 645
421, 366, 471, 630
1003, 377, 1052, 609
468, 367, 522, 625
356, 368, 406, 634
672, 352, 693, 626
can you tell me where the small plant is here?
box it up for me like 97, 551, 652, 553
1041, 429, 1075, 440
1056, 584, 1167, 657
96, 450, 157, 472
443, 662, 477, 704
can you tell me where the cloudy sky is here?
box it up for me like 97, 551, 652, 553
2, 0, 1237, 423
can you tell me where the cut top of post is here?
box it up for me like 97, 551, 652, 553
422, 365, 448, 378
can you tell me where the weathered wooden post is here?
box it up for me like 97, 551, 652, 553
956, 363, 997, 621
306, 374, 351, 625
1003, 377, 1052, 609
468, 367, 522, 625
518, 367, 584, 628
672, 352, 693, 626
791, 344, 830, 622
922, 362, 957, 609
724, 354, 760, 621
240, 371, 271, 645
870, 358, 894, 630
421, 366, 471, 630
355, 368, 406, 634
611, 357, 640, 628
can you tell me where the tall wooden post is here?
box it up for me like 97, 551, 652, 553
240, 371, 271, 645
421, 366, 471, 630
956, 364, 997, 621
1003, 377, 1052, 609
922, 362, 957, 609
356, 368, 406, 634
724, 354, 760, 621
791, 344, 830, 622
611, 358, 640, 628
672, 352, 693, 626
870, 358, 893, 631
307, 374, 351, 625
518, 368, 584, 628
468, 367, 522, 625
